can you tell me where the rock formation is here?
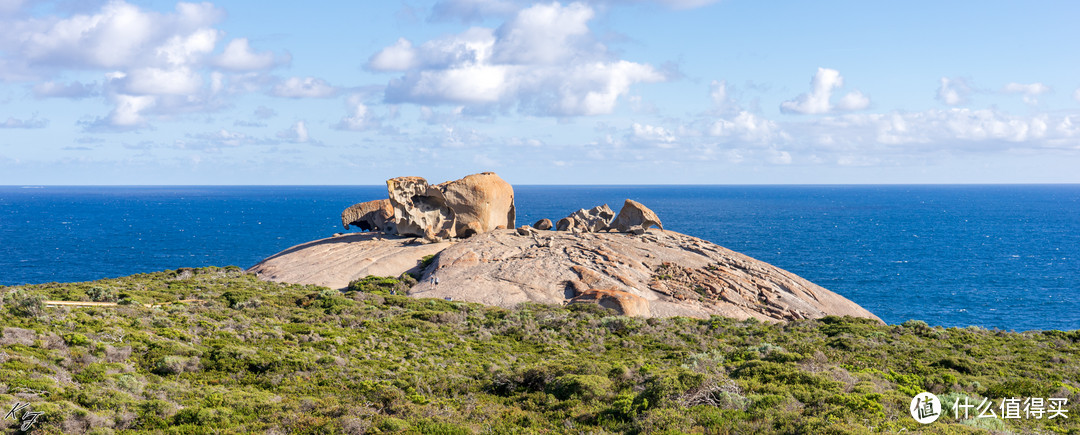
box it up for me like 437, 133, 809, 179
256, 174, 881, 323
533, 218, 553, 231
385, 172, 515, 242
438, 172, 516, 238
611, 199, 663, 233
557, 205, 615, 233
385, 176, 454, 241
248, 233, 451, 290
408, 229, 880, 322
341, 199, 395, 232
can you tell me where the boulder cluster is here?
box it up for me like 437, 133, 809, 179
342, 172, 515, 242
522, 199, 663, 236
343, 172, 664, 243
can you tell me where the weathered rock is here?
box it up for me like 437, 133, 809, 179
438, 172, 516, 238
248, 233, 451, 290
569, 288, 651, 317
611, 199, 663, 233
386, 176, 453, 241
408, 229, 882, 322
533, 218, 553, 231
559, 205, 615, 233
555, 217, 575, 231
516, 225, 537, 236
341, 199, 396, 232
385, 172, 515, 242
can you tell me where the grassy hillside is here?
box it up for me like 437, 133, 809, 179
1, 267, 1078, 434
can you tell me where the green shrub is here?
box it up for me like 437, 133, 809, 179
550, 374, 612, 402
3, 288, 44, 317
63, 333, 90, 346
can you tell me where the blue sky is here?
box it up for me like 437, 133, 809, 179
1, 0, 1078, 185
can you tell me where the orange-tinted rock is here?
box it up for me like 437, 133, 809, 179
611, 199, 663, 233
340, 199, 395, 232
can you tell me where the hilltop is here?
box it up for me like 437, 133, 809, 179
1, 267, 1078, 433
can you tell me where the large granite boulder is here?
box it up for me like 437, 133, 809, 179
438, 172, 516, 238
341, 199, 396, 232
611, 199, 663, 233
386, 172, 515, 242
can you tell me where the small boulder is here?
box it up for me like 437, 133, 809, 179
611, 199, 663, 233
533, 218, 553, 231
516, 225, 537, 236
341, 199, 396, 233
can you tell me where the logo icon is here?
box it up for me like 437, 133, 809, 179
911, 392, 942, 424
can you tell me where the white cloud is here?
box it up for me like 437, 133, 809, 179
780, 67, 869, 115
937, 77, 971, 106
377, 2, 665, 116
0, 1, 288, 128
271, 77, 338, 98
368, 38, 419, 71
32, 80, 97, 98
767, 149, 792, 165
630, 122, 676, 147
709, 111, 782, 144
106, 94, 157, 127
123, 67, 203, 95
835, 90, 870, 111
429, 0, 720, 22
0, 116, 48, 128
490, 2, 594, 65
710, 79, 731, 107
1003, 82, 1050, 105
336, 95, 379, 131
277, 121, 311, 143
15, 1, 223, 69
216, 38, 278, 71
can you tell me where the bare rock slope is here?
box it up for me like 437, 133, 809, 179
248, 233, 450, 290
410, 229, 880, 322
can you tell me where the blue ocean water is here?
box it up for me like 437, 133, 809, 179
1, 185, 1077, 331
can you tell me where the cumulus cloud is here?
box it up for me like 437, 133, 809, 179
937, 77, 972, 106
629, 122, 676, 147
272, 77, 338, 98
335, 95, 381, 131
216, 38, 281, 71
1003, 82, 1050, 105
1, 1, 287, 129
780, 67, 869, 115
709, 111, 783, 144
0, 115, 48, 128
428, 0, 721, 22
375, 2, 665, 116
368, 38, 419, 71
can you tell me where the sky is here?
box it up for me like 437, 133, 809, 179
1, 0, 1079, 185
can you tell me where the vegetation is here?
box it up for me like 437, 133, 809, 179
1, 267, 1078, 434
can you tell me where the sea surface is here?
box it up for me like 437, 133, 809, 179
1, 185, 1077, 331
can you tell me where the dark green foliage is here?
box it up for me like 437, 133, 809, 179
1, 267, 1078, 434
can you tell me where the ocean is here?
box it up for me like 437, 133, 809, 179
1, 185, 1077, 331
